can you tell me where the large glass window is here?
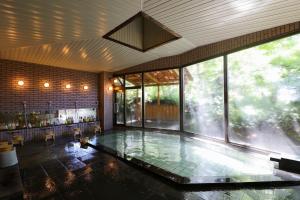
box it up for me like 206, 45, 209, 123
228, 34, 300, 157
113, 77, 125, 125
183, 57, 224, 139
115, 91, 124, 124
116, 33, 300, 158
125, 74, 142, 127
144, 69, 180, 130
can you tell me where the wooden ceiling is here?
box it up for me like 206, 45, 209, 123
0, 0, 300, 72
123, 69, 194, 86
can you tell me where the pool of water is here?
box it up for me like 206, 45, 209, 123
89, 130, 300, 185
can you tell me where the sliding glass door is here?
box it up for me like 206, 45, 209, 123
113, 77, 125, 125
115, 91, 124, 125
125, 74, 142, 127
144, 69, 180, 130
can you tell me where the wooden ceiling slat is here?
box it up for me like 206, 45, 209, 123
0, 0, 299, 72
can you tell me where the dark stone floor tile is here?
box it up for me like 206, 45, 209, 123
72, 165, 94, 178
77, 154, 100, 165
60, 188, 94, 200
41, 159, 64, 172
15, 133, 300, 200
23, 177, 59, 200
21, 165, 47, 181
59, 157, 86, 172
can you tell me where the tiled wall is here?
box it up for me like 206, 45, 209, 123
115, 21, 300, 74
0, 59, 99, 141
0, 59, 99, 112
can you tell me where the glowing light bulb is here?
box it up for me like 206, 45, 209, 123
66, 84, 71, 89
44, 82, 50, 88
18, 80, 24, 86
83, 85, 88, 90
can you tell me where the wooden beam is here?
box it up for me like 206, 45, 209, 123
144, 72, 159, 84
172, 69, 179, 76
143, 82, 178, 87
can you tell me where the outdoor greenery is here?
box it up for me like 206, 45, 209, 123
228, 34, 300, 154
123, 34, 300, 156
183, 57, 224, 138
125, 88, 142, 126
144, 85, 179, 105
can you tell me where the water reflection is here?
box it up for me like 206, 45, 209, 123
45, 177, 56, 192
64, 171, 76, 186
104, 158, 119, 177
82, 165, 93, 182
94, 130, 275, 178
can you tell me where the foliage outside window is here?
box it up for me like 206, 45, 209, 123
125, 74, 142, 127
183, 57, 224, 139
144, 69, 180, 130
119, 33, 300, 157
113, 76, 125, 125
228, 34, 300, 156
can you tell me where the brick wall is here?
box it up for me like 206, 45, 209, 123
115, 21, 300, 74
0, 59, 100, 141
0, 59, 99, 112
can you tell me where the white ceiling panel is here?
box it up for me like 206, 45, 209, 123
0, 0, 299, 72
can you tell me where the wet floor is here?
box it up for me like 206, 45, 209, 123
17, 131, 300, 200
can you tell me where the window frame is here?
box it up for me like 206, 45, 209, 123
112, 32, 300, 155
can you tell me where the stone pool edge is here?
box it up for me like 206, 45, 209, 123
87, 142, 300, 191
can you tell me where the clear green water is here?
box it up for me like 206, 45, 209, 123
92, 130, 274, 178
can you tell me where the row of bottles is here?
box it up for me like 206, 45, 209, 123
79, 116, 96, 123
0, 108, 97, 131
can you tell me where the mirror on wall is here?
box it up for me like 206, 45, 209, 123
0, 108, 97, 131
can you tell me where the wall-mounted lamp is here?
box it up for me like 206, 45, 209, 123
113, 78, 118, 84
108, 86, 113, 91
44, 82, 50, 88
66, 84, 71, 89
18, 80, 24, 86
83, 85, 89, 90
